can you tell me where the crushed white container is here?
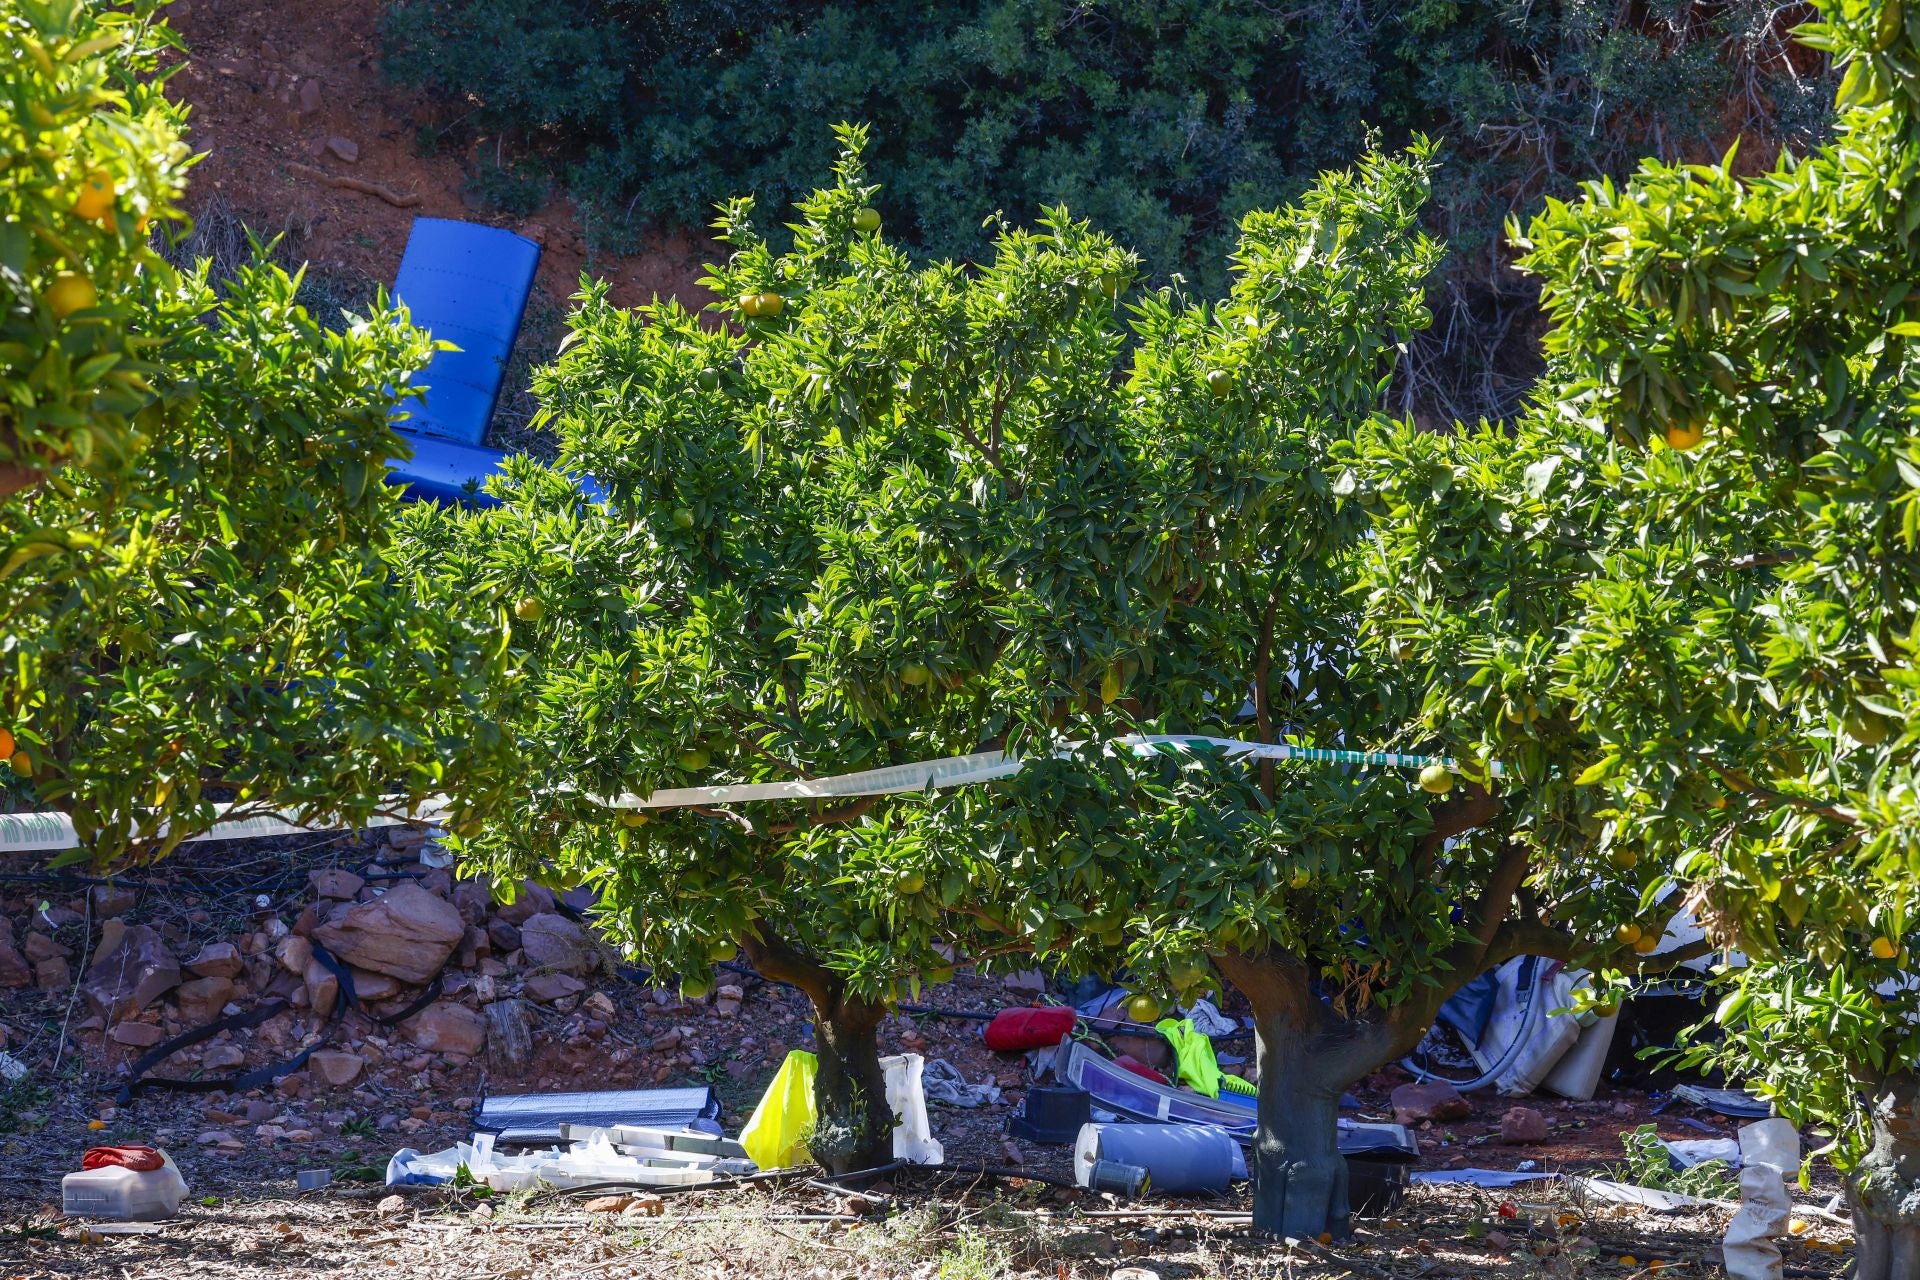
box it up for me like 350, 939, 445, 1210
62, 1151, 187, 1221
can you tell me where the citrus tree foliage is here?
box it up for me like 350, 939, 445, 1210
1, 3, 514, 864
381, 0, 1831, 419
398, 128, 1157, 1169
1354, 2, 1920, 1266
1, 0, 191, 498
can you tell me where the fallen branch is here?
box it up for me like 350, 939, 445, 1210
286, 162, 422, 208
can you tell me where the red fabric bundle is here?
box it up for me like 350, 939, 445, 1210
82, 1145, 165, 1172
1112, 1054, 1170, 1085
982, 1006, 1077, 1053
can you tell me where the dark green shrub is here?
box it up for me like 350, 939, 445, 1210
381, 0, 1833, 419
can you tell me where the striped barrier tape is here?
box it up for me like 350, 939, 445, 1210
0, 734, 1497, 854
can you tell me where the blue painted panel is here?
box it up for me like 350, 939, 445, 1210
387, 434, 511, 507
392, 218, 541, 446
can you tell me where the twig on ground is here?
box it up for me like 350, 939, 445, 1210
285, 163, 422, 208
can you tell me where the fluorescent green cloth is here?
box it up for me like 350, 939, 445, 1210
1156, 1017, 1225, 1098
741, 1049, 817, 1170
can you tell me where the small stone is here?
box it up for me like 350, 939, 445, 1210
203, 1043, 246, 1070
583, 1195, 633, 1213
582, 991, 616, 1019
34, 956, 71, 991
486, 919, 522, 953
1000, 1137, 1025, 1166
1499, 1106, 1550, 1144
304, 957, 340, 1020
377, 1193, 406, 1216
517, 913, 598, 976
310, 868, 365, 900
325, 136, 359, 163
620, 1195, 664, 1218
402, 1001, 487, 1056
186, 942, 243, 979
108, 1020, 166, 1047
310, 1049, 367, 1087
90, 884, 140, 917
494, 882, 557, 926
277, 934, 314, 977
197, 1129, 236, 1145
0, 927, 29, 988
650, 1028, 683, 1052
175, 976, 236, 1025
297, 77, 321, 113
714, 984, 744, 1018
23, 931, 68, 963
1391, 1080, 1471, 1126
314, 884, 463, 983
523, 972, 586, 1004
1002, 969, 1047, 995
1485, 1230, 1512, 1250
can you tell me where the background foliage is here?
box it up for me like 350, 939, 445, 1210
381, 0, 1836, 422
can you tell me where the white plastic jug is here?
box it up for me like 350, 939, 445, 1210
62, 1151, 187, 1221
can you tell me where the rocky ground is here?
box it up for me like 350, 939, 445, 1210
0, 831, 1859, 1277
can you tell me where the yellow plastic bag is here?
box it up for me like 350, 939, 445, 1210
741, 1049, 818, 1170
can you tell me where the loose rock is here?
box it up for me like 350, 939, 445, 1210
517, 913, 597, 976
1391, 1080, 1471, 1126
82, 924, 180, 1021
313, 884, 463, 983
310, 1049, 367, 1087
186, 942, 243, 979
310, 868, 365, 901
403, 1001, 487, 1056
1499, 1105, 1550, 1144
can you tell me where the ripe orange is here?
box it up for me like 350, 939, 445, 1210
1664, 421, 1704, 452
1633, 933, 1659, 954
0, 729, 12, 759
1615, 922, 1642, 946
44, 272, 97, 318
738, 292, 764, 317
8, 750, 32, 778
1872, 936, 1899, 961
74, 169, 115, 221
1608, 848, 1639, 871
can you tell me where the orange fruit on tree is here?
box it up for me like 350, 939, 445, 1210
1664, 420, 1704, 452
738, 292, 764, 317
756, 291, 784, 317
8, 750, 32, 778
1872, 935, 1899, 961
74, 169, 115, 221
1615, 922, 1642, 946
0, 729, 12, 760
44, 272, 97, 318
1633, 932, 1659, 954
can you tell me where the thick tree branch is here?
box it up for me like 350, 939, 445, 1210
766, 793, 880, 837
1415, 783, 1501, 878
0, 463, 44, 503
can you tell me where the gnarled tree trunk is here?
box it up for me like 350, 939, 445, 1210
1850, 1074, 1920, 1280
743, 933, 895, 1177
1217, 949, 1401, 1240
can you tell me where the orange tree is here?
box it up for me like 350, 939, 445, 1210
3, 0, 513, 863
917, 143, 1698, 1239
397, 127, 1165, 1173
1354, 1, 1920, 1269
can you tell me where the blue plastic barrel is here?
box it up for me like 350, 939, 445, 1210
1073, 1123, 1238, 1194
391, 218, 541, 446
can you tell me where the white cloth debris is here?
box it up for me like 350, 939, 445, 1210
1723, 1118, 1799, 1280
1178, 998, 1239, 1038
921, 1057, 1001, 1108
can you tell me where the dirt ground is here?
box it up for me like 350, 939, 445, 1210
0, 833, 1861, 1279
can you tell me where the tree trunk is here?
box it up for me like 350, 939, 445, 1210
740, 932, 895, 1179
1849, 1073, 1920, 1280
1248, 1017, 1355, 1238
806, 990, 894, 1177
1217, 949, 1400, 1240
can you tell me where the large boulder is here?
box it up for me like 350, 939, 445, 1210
518, 913, 598, 976
313, 883, 463, 984
82, 924, 181, 1021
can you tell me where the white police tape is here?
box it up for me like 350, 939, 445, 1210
0, 735, 1498, 854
